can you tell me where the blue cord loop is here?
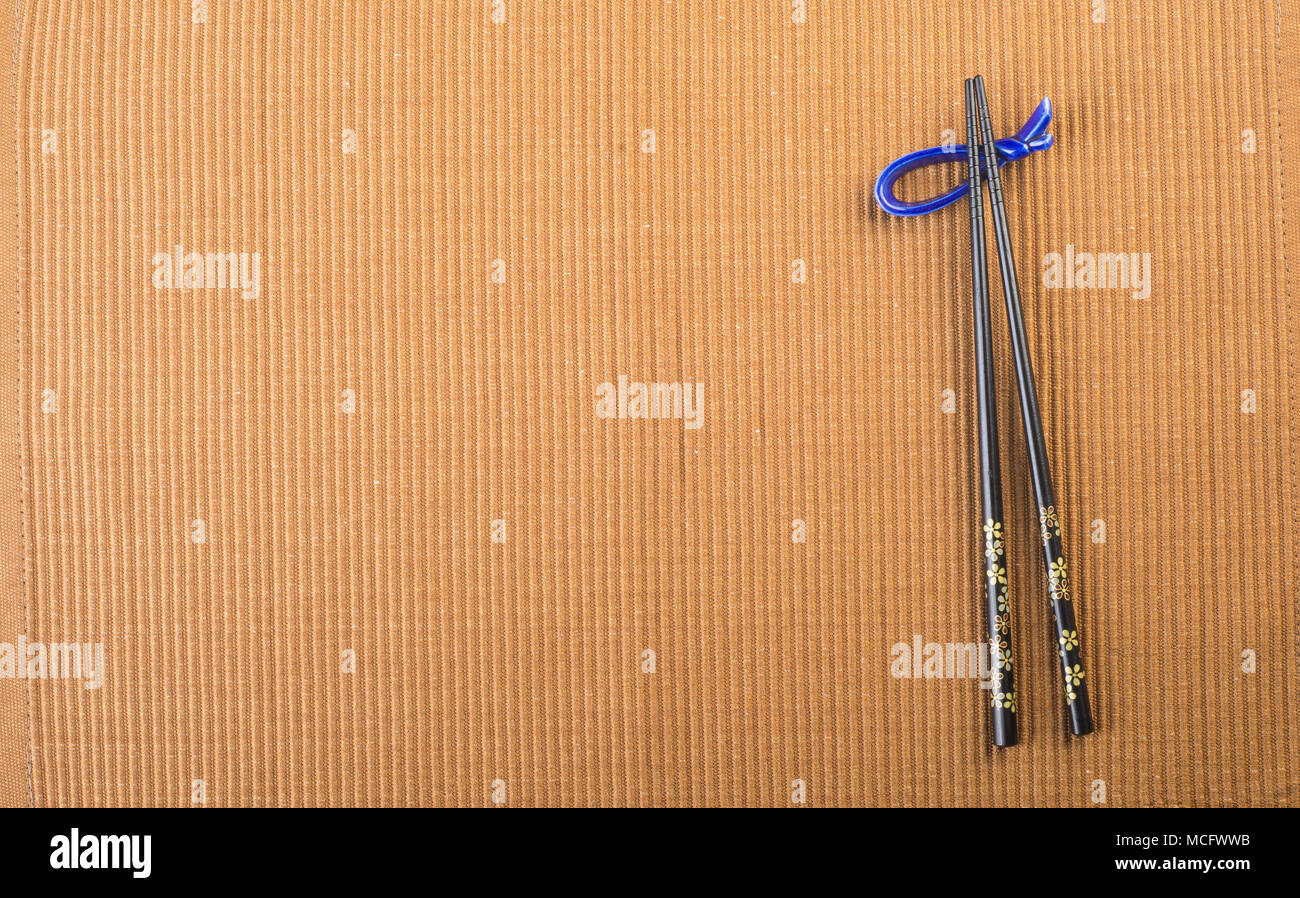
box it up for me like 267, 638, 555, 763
873, 98, 1054, 217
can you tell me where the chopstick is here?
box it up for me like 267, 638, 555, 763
965, 79, 1018, 747
972, 75, 1093, 736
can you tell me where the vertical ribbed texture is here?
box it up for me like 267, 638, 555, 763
0, 0, 26, 807
10, 0, 1300, 805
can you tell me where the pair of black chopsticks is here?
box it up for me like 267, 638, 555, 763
964, 76, 1092, 745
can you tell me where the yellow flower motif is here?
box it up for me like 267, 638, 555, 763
1066, 688, 1077, 703
1039, 505, 1061, 538
989, 564, 1007, 586
990, 637, 1012, 673
983, 520, 1004, 560
1048, 557, 1070, 601
1064, 663, 1084, 687
1059, 629, 1079, 652
992, 691, 1017, 713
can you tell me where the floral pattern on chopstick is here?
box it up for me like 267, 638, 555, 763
983, 519, 1004, 560
985, 521, 1016, 719
1047, 556, 1071, 602
1038, 505, 1061, 542
982, 520, 1016, 723
991, 636, 1013, 672
986, 519, 1007, 590
1063, 663, 1085, 704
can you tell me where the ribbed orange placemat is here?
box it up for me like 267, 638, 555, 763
5, 0, 1298, 806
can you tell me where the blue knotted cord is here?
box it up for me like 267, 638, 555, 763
874, 98, 1054, 217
